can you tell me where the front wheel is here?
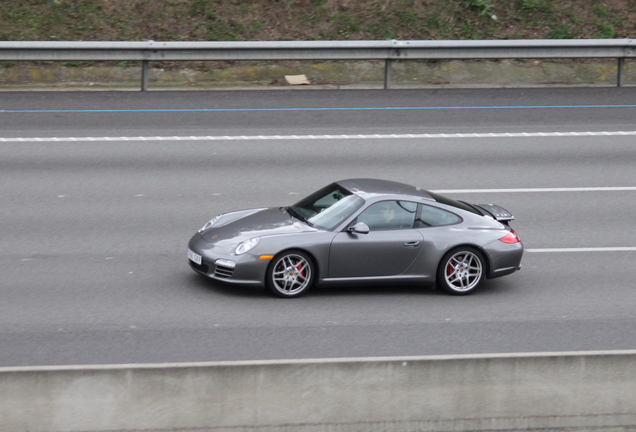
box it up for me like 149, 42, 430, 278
266, 250, 315, 298
436, 247, 485, 295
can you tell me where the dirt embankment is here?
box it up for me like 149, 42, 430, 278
1, 0, 634, 43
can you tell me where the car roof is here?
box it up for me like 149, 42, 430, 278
336, 178, 434, 200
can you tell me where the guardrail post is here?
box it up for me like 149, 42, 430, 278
384, 59, 392, 89
617, 57, 625, 87
141, 60, 149, 91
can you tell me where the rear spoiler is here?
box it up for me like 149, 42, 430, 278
473, 203, 515, 223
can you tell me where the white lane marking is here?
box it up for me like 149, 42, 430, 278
1, 130, 636, 142
527, 247, 636, 252
433, 187, 636, 193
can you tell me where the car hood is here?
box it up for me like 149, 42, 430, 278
200, 207, 317, 243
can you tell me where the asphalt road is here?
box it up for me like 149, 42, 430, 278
1, 87, 635, 366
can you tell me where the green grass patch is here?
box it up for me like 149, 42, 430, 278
596, 23, 616, 38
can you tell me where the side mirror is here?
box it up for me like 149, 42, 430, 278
347, 222, 370, 234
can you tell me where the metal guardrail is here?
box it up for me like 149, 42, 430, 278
1, 39, 634, 90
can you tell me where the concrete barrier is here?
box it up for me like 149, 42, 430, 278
1, 350, 635, 432
1, 59, 634, 90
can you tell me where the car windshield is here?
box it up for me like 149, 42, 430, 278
289, 183, 364, 230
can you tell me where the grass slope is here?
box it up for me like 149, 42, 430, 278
0, 0, 634, 42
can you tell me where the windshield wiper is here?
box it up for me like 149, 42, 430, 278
285, 206, 314, 227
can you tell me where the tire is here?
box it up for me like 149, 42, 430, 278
436, 247, 485, 295
266, 250, 315, 298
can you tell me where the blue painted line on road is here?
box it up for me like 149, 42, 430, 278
1, 104, 636, 114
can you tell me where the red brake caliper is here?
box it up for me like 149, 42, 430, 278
447, 262, 453, 276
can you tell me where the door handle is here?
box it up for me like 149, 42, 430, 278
404, 241, 421, 247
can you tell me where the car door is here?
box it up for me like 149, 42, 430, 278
328, 200, 424, 278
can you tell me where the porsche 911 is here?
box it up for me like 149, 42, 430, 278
187, 178, 523, 297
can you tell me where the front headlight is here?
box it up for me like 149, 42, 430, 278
234, 237, 260, 255
199, 215, 221, 232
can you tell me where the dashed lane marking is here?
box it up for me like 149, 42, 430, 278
434, 187, 636, 193
527, 247, 636, 253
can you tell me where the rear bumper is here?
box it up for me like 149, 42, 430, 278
485, 241, 524, 279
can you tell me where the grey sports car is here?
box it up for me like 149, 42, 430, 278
187, 178, 523, 297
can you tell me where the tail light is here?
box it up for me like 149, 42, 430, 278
499, 229, 520, 244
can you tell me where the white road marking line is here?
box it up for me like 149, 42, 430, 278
433, 187, 636, 193
527, 247, 636, 253
1, 130, 636, 142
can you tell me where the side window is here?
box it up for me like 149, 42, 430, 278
416, 204, 462, 227
357, 201, 417, 231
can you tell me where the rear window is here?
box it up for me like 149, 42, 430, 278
426, 191, 482, 215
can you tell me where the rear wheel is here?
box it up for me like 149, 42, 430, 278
436, 247, 485, 295
266, 250, 314, 298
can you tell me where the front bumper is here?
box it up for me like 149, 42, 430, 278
187, 235, 268, 287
